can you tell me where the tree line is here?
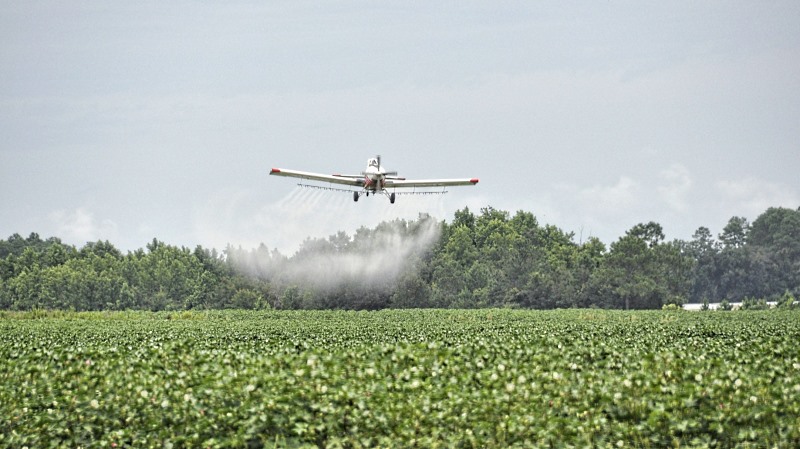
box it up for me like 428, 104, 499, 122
1, 206, 798, 311
0, 238, 269, 311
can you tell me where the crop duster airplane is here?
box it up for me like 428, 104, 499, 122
270, 155, 479, 203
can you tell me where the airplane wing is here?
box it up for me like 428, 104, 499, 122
270, 168, 363, 187
386, 178, 479, 188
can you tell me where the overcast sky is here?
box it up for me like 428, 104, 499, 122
2, 1, 798, 254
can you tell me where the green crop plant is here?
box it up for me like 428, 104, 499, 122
1, 309, 799, 448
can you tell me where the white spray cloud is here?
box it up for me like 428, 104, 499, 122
279, 217, 441, 290
195, 186, 454, 294
228, 213, 442, 294
194, 185, 451, 255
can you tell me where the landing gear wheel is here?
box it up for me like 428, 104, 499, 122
353, 191, 359, 202
390, 192, 396, 204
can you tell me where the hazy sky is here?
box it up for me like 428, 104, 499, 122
2, 1, 799, 253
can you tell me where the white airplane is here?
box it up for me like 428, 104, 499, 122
270, 155, 479, 203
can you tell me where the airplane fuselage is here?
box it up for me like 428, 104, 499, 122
362, 158, 386, 192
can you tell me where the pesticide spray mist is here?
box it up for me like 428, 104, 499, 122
281, 216, 440, 290
224, 187, 446, 306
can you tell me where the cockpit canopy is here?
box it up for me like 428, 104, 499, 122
368, 158, 379, 167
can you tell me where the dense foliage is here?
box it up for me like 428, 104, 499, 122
1, 309, 798, 448
1, 206, 799, 311
0, 237, 270, 311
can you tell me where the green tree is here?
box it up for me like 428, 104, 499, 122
686, 226, 720, 302
591, 222, 691, 309
572, 237, 606, 307
43, 241, 76, 268
715, 245, 770, 301
777, 290, 796, 309
748, 207, 800, 296
80, 240, 123, 260
627, 222, 665, 248
390, 268, 433, 308
719, 216, 749, 249
131, 241, 205, 310
0, 233, 27, 258
229, 288, 265, 310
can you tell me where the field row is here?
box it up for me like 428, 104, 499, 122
1, 310, 799, 448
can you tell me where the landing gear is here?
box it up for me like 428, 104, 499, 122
354, 190, 396, 203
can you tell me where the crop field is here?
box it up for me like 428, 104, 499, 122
1, 309, 799, 448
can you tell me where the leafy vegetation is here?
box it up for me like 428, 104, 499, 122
1, 309, 798, 447
0, 236, 271, 311
1, 206, 799, 311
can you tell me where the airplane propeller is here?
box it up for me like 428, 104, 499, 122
376, 154, 399, 176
